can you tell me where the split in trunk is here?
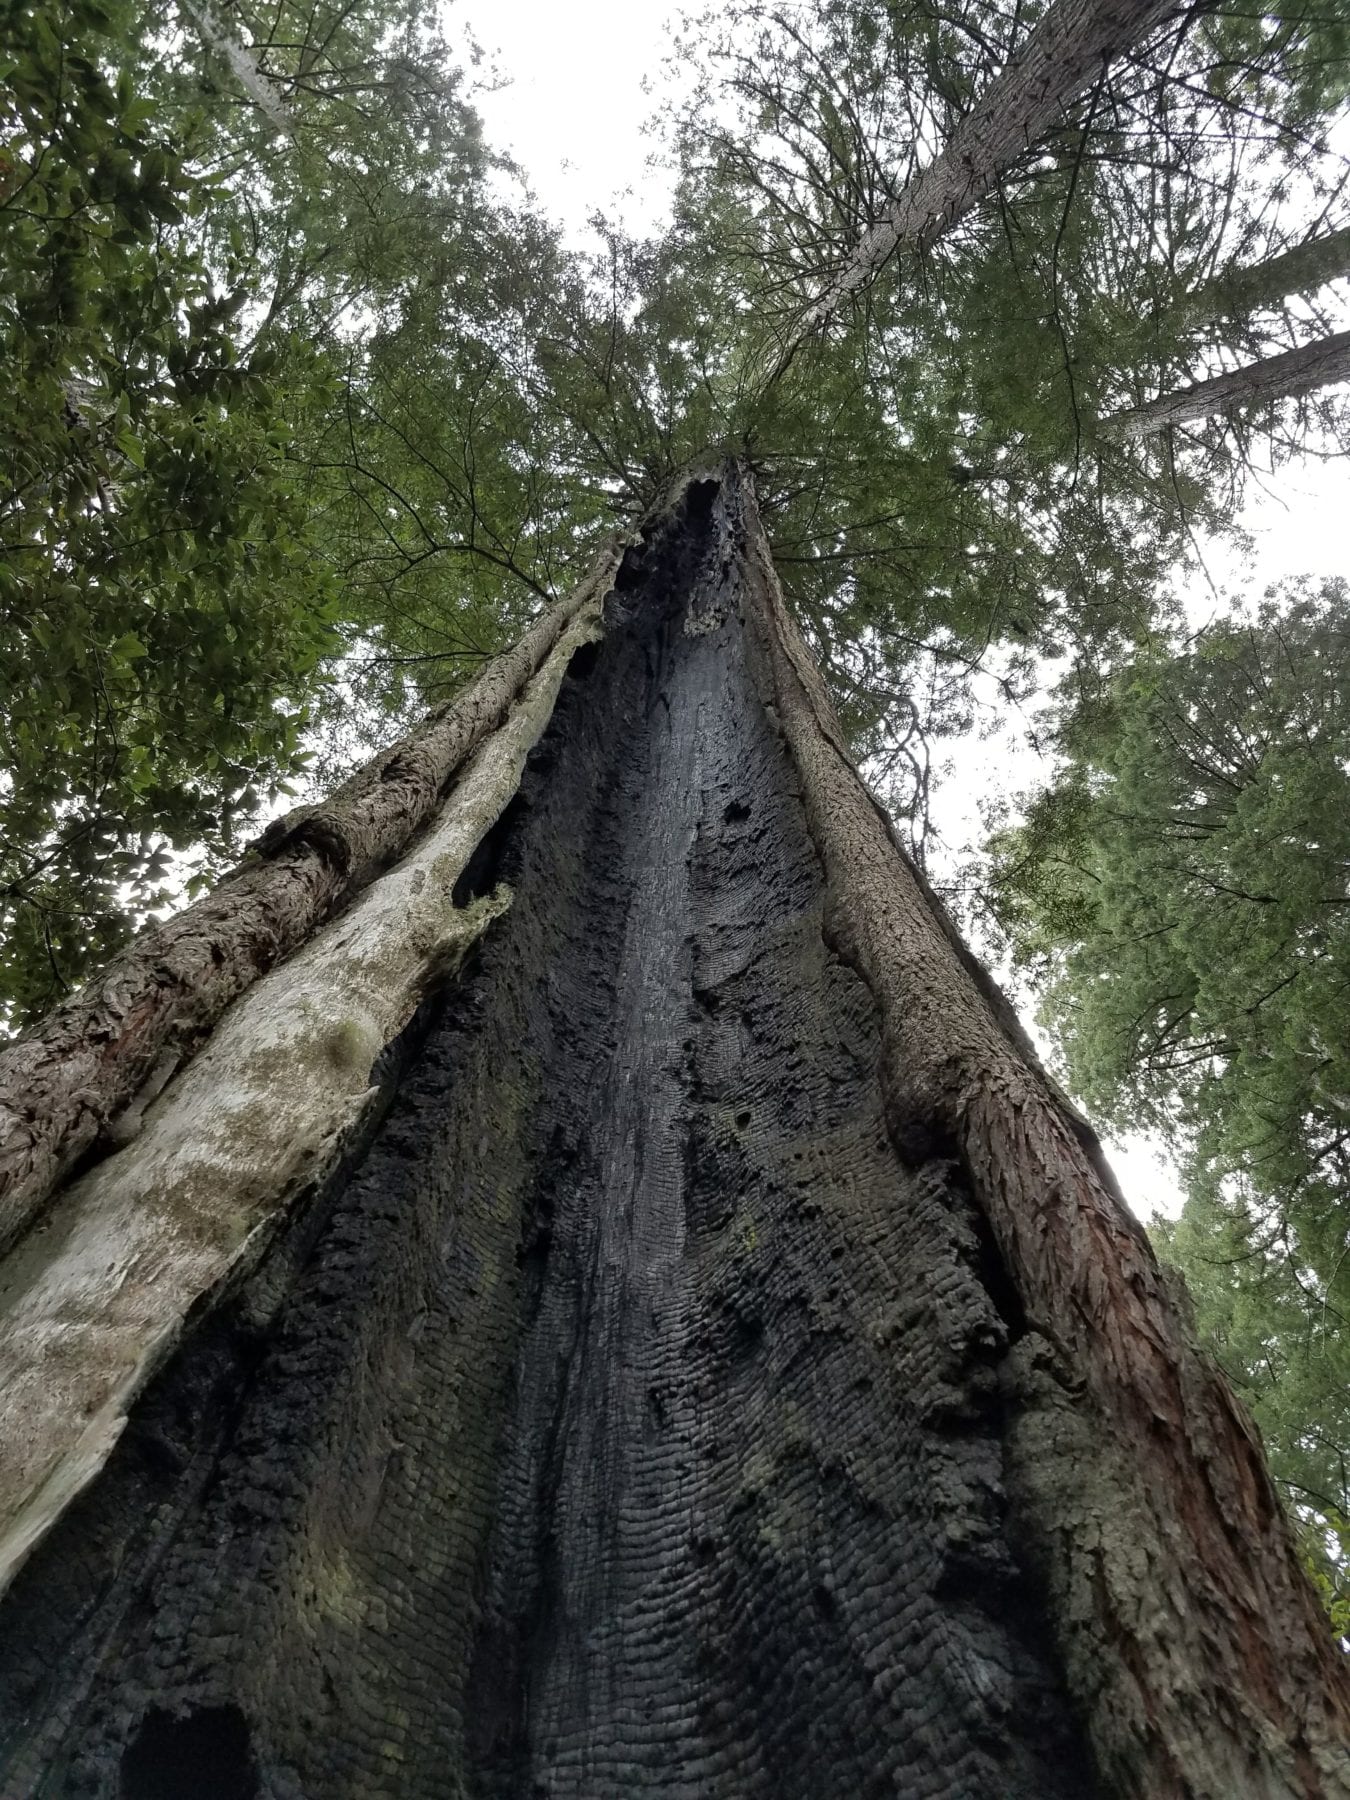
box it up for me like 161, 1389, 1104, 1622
0, 466, 1345, 1800
0, 536, 625, 1256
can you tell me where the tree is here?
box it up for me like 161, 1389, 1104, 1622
0, 541, 622, 1251
3, 0, 1350, 1791
0, 465, 1346, 1799
978, 580, 1350, 1617
1106, 326, 1350, 437
760, 0, 1182, 376
0, 0, 339, 1028
1168, 224, 1350, 337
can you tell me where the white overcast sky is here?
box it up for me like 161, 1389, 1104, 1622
450, 0, 1350, 1224
453, 0, 697, 240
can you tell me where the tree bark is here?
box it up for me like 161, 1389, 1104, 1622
0, 465, 1345, 1799
0, 536, 625, 1256
1174, 225, 1350, 334
180, 0, 297, 138
766, 0, 1180, 383
736, 470, 1350, 1797
1106, 327, 1350, 439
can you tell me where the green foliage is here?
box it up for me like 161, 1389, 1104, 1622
982, 582, 1350, 1617
1154, 1187, 1350, 1636
0, 0, 337, 1027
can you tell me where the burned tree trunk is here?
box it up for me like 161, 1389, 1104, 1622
0, 466, 1345, 1800
1106, 327, 1350, 439
0, 538, 623, 1256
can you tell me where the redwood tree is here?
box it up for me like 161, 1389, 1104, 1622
0, 465, 1345, 1799
2, 0, 1350, 1793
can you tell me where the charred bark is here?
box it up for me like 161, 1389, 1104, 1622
736, 477, 1350, 1796
1106, 327, 1350, 439
0, 466, 1345, 1799
0, 536, 625, 1256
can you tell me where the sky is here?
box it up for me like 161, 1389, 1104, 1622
453, 1, 701, 241
449, 0, 1350, 1224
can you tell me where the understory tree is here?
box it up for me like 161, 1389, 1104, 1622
0, 0, 338, 1026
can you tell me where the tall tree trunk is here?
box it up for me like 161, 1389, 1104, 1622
0, 537, 624, 1255
1174, 225, 1350, 335
0, 465, 1345, 1800
179, 0, 297, 139
766, 0, 1180, 383
1106, 327, 1350, 439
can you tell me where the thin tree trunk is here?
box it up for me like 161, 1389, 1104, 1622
0, 536, 625, 1256
1106, 327, 1350, 439
0, 463, 1345, 1800
179, 0, 297, 138
766, 0, 1180, 384
1175, 225, 1350, 334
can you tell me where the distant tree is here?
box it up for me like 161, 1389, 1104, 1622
1106, 328, 1350, 439
0, 0, 337, 1027
978, 579, 1350, 1608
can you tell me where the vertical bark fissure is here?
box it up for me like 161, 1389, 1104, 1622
0, 473, 1097, 1800
735, 466, 1350, 1798
0, 535, 629, 1258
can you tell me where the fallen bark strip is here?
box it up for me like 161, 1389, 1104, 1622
0, 537, 626, 1257
0, 600, 606, 1600
737, 465, 1350, 1799
765, 0, 1180, 385
1104, 326, 1350, 439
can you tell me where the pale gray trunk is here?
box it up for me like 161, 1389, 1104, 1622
1175, 225, 1350, 334
1106, 327, 1350, 439
0, 539, 624, 1255
766, 0, 1180, 383
179, 0, 296, 138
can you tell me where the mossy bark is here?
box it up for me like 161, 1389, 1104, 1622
0, 536, 626, 1256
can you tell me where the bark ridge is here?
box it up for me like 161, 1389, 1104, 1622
0, 479, 1092, 1800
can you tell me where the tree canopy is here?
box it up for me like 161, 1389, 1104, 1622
979, 580, 1350, 1622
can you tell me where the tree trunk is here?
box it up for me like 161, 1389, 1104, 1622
180, 0, 297, 139
767, 0, 1180, 382
0, 465, 1345, 1800
0, 535, 624, 1256
1106, 327, 1350, 439
1174, 226, 1350, 335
